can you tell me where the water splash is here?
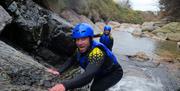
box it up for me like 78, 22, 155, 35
109, 76, 163, 91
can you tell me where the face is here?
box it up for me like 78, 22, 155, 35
75, 37, 90, 53
104, 30, 110, 35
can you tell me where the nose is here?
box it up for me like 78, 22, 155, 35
76, 38, 83, 46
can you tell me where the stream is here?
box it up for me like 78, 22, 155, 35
106, 27, 180, 91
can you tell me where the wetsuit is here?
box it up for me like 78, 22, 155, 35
94, 32, 114, 51
58, 40, 123, 91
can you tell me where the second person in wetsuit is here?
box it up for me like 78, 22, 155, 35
94, 25, 114, 51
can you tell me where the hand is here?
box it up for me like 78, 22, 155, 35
46, 68, 60, 75
49, 84, 65, 91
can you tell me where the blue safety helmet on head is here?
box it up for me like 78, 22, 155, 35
72, 23, 94, 38
104, 25, 111, 31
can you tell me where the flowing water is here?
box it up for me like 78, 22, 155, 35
106, 28, 180, 91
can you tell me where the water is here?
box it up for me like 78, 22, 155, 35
112, 31, 156, 57
112, 30, 180, 58
107, 28, 180, 91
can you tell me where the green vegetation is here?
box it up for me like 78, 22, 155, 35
87, 0, 143, 24
159, 0, 180, 21
37, 0, 144, 24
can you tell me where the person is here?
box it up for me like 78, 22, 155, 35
47, 23, 123, 91
94, 25, 114, 51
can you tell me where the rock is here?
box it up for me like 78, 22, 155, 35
36, 47, 62, 65
1, 0, 48, 52
155, 51, 175, 63
1, 0, 75, 58
0, 40, 62, 90
127, 52, 150, 62
155, 32, 167, 40
60, 9, 101, 34
132, 30, 142, 36
0, 5, 12, 34
95, 22, 105, 31
177, 42, 180, 49
152, 22, 180, 34
141, 31, 155, 38
142, 22, 159, 32
45, 12, 76, 56
108, 21, 121, 30
167, 33, 180, 41
8, 0, 47, 31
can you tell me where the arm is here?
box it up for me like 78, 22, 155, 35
61, 47, 105, 90
57, 58, 73, 73
47, 56, 76, 75
93, 32, 103, 38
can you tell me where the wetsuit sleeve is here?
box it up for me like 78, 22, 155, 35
58, 53, 77, 73
61, 47, 105, 90
93, 32, 103, 38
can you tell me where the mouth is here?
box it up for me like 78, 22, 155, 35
78, 46, 86, 53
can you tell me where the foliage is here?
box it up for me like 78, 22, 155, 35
35, 0, 144, 24
159, 0, 180, 21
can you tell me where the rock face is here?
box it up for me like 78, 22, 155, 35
0, 5, 12, 33
60, 9, 101, 34
153, 22, 180, 41
0, 0, 76, 64
0, 40, 63, 90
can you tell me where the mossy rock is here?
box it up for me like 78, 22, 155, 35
153, 22, 180, 34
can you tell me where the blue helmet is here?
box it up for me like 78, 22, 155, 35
72, 23, 94, 38
104, 25, 111, 31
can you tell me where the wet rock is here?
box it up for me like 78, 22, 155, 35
46, 12, 76, 56
0, 5, 12, 34
132, 30, 142, 36
7, 0, 47, 31
141, 31, 155, 37
1, 0, 75, 63
0, 0, 48, 52
155, 51, 175, 63
0, 40, 63, 90
127, 52, 150, 62
36, 47, 64, 65
0, 84, 46, 91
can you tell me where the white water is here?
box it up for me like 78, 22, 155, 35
109, 76, 163, 91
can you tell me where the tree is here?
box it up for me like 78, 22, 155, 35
159, 0, 180, 21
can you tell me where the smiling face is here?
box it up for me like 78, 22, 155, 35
104, 30, 110, 35
75, 37, 91, 53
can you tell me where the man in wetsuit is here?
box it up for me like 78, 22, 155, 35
94, 25, 114, 51
48, 23, 123, 91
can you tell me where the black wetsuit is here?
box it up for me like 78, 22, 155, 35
58, 41, 123, 91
